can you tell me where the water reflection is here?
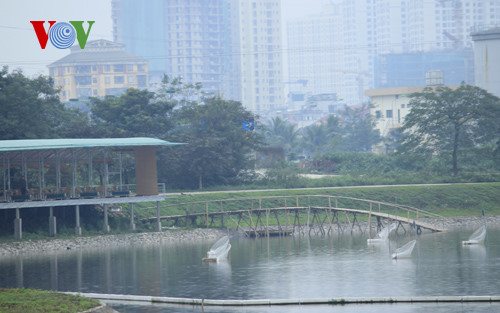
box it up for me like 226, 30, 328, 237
0, 229, 499, 313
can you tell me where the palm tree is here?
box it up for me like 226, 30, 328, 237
265, 117, 298, 153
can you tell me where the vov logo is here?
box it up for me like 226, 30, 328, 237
30, 21, 95, 49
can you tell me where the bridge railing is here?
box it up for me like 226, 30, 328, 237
141, 194, 444, 231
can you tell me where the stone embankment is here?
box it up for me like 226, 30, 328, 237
0, 228, 228, 255
0, 215, 497, 255
420, 214, 499, 230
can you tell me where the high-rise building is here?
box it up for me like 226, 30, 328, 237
48, 40, 148, 102
287, 5, 345, 101
232, 0, 284, 113
287, 1, 374, 106
286, 0, 500, 106
112, 0, 235, 99
368, 0, 500, 53
112, 0, 284, 113
374, 49, 475, 88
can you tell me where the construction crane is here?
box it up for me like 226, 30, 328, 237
329, 67, 367, 105
439, 0, 463, 50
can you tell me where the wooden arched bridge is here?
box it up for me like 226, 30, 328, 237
140, 195, 446, 237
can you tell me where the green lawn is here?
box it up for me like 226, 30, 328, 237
127, 183, 500, 229
0, 289, 100, 313
2, 183, 498, 238
154, 182, 500, 216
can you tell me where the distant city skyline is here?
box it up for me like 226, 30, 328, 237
3, 0, 499, 115
286, 0, 500, 106
1, 0, 327, 77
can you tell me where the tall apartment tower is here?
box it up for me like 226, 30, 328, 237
287, 1, 373, 106
232, 0, 284, 113
287, 0, 500, 105
112, 0, 284, 114
404, 0, 500, 52
112, 0, 236, 99
287, 5, 345, 100
365, 0, 500, 54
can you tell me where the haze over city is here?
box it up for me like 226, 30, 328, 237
0, 2, 499, 312
1, 0, 323, 76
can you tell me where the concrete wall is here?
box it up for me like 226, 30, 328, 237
134, 146, 158, 195
472, 29, 500, 98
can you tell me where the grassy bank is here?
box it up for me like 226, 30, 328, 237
0, 288, 100, 313
133, 183, 500, 221
1, 183, 498, 239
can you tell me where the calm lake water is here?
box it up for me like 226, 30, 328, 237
0, 228, 499, 313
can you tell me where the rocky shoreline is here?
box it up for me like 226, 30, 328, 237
0, 228, 229, 256
0, 215, 497, 256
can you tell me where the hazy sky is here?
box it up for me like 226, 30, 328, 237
0, 0, 327, 77
1, 0, 113, 76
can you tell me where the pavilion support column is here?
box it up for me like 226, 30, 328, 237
155, 201, 162, 232
75, 205, 82, 236
103, 204, 110, 233
130, 203, 136, 231
49, 206, 57, 237
134, 146, 158, 196
14, 208, 22, 240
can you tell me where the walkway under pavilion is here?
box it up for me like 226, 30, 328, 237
0, 137, 181, 239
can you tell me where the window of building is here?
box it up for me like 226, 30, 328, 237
92, 77, 97, 84
105, 88, 126, 96
76, 88, 92, 97
114, 76, 124, 84
75, 76, 91, 86
114, 64, 125, 72
127, 64, 134, 71
375, 110, 381, 118
127, 76, 135, 83
137, 75, 147, 88
386, 110, 393, 118
105, 77, 111, 84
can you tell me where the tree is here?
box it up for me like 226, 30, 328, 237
0, 67, 80, 139
336, 103, 381, 152
163, 96, 262, 189
89, 88, 175, 138
158, 75, 203, 104
264, 117, 298, 154
399, 84, 500, 175
296, 105, 379, 156
300, 122, 328, 155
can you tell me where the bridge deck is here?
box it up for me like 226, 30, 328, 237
142, 206, 445, 233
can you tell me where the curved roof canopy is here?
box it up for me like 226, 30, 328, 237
0, 137, 182, 152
